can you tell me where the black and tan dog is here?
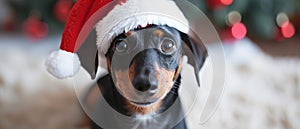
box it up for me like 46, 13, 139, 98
82, 25, 207, 129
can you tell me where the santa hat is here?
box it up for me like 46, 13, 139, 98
45, 0, 189, 79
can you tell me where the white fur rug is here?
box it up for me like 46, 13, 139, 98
186, 39, 300, 129
0, 37, 299, 129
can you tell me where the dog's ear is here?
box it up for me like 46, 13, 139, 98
180, 32, 207, 87
77, 29, 98, 79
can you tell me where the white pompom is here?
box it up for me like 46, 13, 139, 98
45, 50, 81, 79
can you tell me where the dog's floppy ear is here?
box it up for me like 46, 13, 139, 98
77, 29, 98, 79
180, 32, 207, 87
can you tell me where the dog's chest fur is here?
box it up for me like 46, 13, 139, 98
90, 75, 187, 129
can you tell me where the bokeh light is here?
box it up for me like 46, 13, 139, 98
221, 0, 233, 6
226, 11, 242, 26
276, 12, 289, 27
54, 0, 73, 23
22, 16, 48, 40
281, 21, 295, 38
231, 22, 247, 39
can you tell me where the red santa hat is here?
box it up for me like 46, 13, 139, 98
45, 0, 189, 79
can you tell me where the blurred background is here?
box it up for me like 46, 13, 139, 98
0, 0, 299, 129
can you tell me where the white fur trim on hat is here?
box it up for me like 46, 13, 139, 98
45, 50, 81, 79
95, 0, 189, 54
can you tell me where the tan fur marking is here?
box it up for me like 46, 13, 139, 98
129, 62, 136, 83
154, 63, 176, 100
106, 56, 111, 73
114, 69, 137, 99
125, 31, 135, 37
154, 29, 165, 37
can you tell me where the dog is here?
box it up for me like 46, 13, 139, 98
82, 25, 207, 129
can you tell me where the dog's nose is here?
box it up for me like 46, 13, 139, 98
133, 80, 150, 92
133, 75, 158, 92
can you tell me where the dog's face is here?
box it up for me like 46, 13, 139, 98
105, 25, 207, 112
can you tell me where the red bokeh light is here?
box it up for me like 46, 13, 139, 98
207, 0, 233, 9
221, 27, 236, 43
221, 0, 233, 6
54, 0, 73, 23
23, 17, 48, 40
281, 22, 295, 38
231, 22, 247, 39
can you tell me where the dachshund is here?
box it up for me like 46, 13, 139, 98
82, 25, 207, 129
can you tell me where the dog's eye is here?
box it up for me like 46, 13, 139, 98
116, 40, 128, 53
161, 38, 176, 54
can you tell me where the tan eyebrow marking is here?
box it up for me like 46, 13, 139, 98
125, 31, 135, 37
154, 29, 165, 37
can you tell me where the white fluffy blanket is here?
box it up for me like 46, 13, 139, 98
186, 39, 300, 129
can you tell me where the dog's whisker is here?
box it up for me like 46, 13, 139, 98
135, 106, 139, 112
151, 107, 155, 114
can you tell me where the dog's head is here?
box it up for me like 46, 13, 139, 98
103, 25, 207, 109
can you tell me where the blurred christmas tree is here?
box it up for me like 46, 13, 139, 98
1, 0, 74, 40
1, 0, 299, 41
188, 0, 299, 41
